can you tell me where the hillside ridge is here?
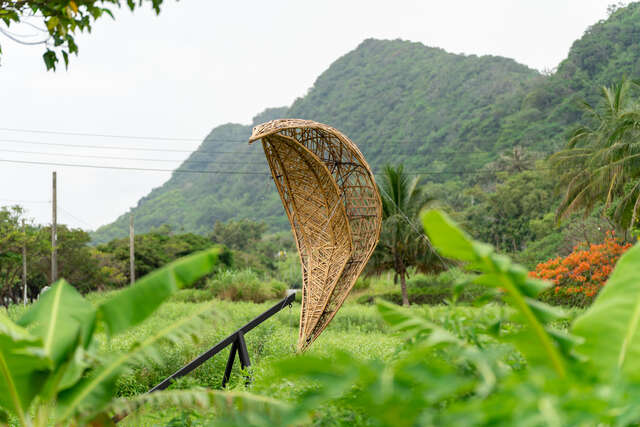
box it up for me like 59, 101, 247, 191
91, 3, 640, 243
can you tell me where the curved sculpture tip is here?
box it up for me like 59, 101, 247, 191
250, 119, 382, 351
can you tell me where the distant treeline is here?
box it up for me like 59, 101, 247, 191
0, 210, 298, 306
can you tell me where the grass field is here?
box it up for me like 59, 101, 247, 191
4, 266, 582, 426
91, 290, 509, 425
4, 266, 555, 426
105, 293, 398, 425
2, 285, 516, 425
44, 288, 403, 425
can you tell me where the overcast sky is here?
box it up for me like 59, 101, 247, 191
0, 0, 618, 231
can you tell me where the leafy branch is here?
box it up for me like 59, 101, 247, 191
420, 209, 576, 378
0, 246, 221, 426
0, 0, 168, 70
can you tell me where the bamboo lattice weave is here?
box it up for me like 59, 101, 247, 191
249, 119, 382, 351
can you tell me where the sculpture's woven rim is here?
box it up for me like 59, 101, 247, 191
250, 119, 382, 351
249, 119, 369, 165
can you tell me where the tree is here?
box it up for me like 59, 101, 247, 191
0, 206, 49, 306
552, 77, 640, 231
0, 248, 228, 426
211, 219, 267, 251
33, 225, 122, 292
0, 206, 127, 303
98, 230, 223, 284
495, 145, 535, 173
463, 167, 555, 253
0, 206, 27, 304
0, 0, 166, 70
368, 165, 447, 306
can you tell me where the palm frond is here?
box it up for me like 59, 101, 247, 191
613, 181, 640, 229
631, 192, 640, 230
552, 77, 640, 229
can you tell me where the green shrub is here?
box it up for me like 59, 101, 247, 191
0, 248, 223, 426
406, 268, 470, 287
406, 273, 434, 288
356, 284, 487, 305
275, 251, 302, 289
227, 209, 640, 426
169, 289, 213, 304
102, 299, 399, 406
207, 269, 287, 303
353, 276, 371, 290
230, 249, 271, 276
358, 268, 480, 305
266, 279, 287, 298
435, 267, 470, 285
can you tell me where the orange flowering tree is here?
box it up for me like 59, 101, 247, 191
530, 232, 631, 306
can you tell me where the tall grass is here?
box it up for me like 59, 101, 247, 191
207, 269, 287, 303
100, 293, 400, 398
3, 283, 517, 425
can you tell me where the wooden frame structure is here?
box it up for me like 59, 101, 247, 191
249, 119, 382, 351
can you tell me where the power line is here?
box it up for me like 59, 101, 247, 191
0, 148, 267, 165
0, 136, 482, 156
0, 127, 548, 156
0, 158, 271, 175
0, 136, 525, 158
0, 138, 263, 156
0, 127, 206, 142
0, 198, 49, 204
0, 199, 94, 229
399, 167, 554, 175
0, 148, 506, 172
0, 28, 50, 45
60, 207, 93, 229
0, 134, 550, 176
0, 137, 550, 163
0, 156, 551, 177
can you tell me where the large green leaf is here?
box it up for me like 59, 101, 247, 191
18, 280, 96, 368
55, 303, 213, 421
0, 312, 51, 424
377, 300, 497, 397
421, 209, 570, 378
420, 209, 475, 261
98, 247, 220, 336
377, 300, 461, 346
572, 243, 640, 379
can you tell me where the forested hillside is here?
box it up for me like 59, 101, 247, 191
92, 2, 640, 243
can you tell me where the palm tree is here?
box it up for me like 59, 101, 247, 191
496, 146, 535, 174
368, 165, 447, 306
552, 77, 640, 231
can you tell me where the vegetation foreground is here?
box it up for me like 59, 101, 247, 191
3, 4, 640, 425
6, 291, 407, 426
4, 210, 640, 426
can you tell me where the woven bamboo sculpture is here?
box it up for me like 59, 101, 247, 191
249, 119, 382, 351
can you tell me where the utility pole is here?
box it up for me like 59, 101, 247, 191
130, 213, 135, 284
22, 219, 27, 306
51, 171, 57, 282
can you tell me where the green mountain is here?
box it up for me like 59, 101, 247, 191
92, 2, 640, 243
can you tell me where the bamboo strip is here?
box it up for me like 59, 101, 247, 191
250, 119, 382, 351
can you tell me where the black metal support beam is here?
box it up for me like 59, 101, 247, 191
114, 290, 295, 424
221, 339, 238, 387
236, 331, 251, 386
148, 292, 295, 393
